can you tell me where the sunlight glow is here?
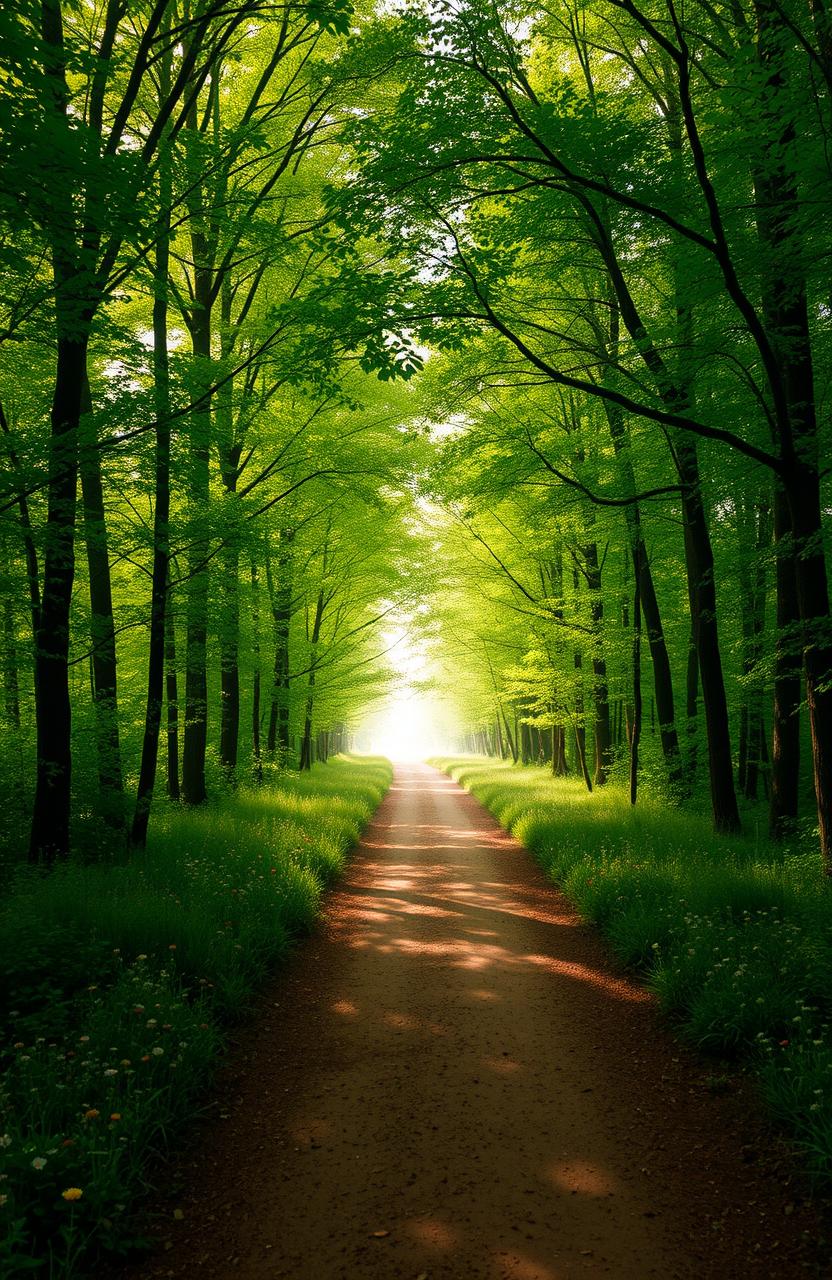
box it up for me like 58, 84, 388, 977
366, 693, 445, 761
356, 612, 458, 761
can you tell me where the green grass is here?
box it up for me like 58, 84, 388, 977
432, 756, 832, 1188
0, 755, 391, 1277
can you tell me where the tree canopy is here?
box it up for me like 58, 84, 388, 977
1, 0, 831, 870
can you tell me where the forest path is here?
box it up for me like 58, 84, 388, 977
132, 764, 820, 1280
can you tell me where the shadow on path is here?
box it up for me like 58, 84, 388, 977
126, 764, 823, 1280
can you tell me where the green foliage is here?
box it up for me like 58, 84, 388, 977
304, 0, 353, 37
0, 756, 391, 1278
433, 757, 832, 1186
2, 0, 832, 1247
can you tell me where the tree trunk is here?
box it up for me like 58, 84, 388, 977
132, 148, 172, 848
29, 0, 88, 863
299, 586, 325, 772
519, 719, 533, 765
181, 334, 211, 804
495, 712, 505, 759
165, 587, 180, 801
579, 502, 612, 786
251, 556, 263, 784
596, 150, 737, 828
573, 649, 592, 792
267, 528, 294, 756
769, 482, 801, 834
736, 496, 769, 804
634, 533, 681, 782
2, 553, 20, 729
785, 462, 832, 869
553, 725, 568, 776
218, 545, 241, 776
181, 105, 213, 806
602, 375, 681, 786
746, 710, 765, 802
684, 624, 699, 785
501, 705, 518, 763
676, 439, 741, 832
218, 275, 241, 778
630, 570, 642, 806
0, 402, 41, 655
79, 375, 125, 835
574, 722, 593, 793
754, 0, 829, 855
29, 333, 86, 863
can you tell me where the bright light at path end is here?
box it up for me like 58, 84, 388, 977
366, 695, 446, 762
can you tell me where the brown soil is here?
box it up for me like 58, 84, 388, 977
126, 764, 827, 1280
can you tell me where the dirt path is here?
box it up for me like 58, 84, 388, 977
132, 764, 824, 1279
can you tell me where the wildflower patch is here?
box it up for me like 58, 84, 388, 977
0, 756, 391, 1277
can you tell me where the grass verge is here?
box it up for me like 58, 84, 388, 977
432, 756, 832, 1189
0, 755, 391, 1277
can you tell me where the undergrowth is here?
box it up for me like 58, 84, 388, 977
432, 756, 832, 1189
0, 755, 391, 1277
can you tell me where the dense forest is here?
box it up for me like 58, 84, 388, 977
1, 0, 831, 867
1, 0, 430, 864
2, 0, 832, 1270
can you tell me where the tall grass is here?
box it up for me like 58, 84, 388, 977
433, 756, 832, 1187
0, 756, 391, 1277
